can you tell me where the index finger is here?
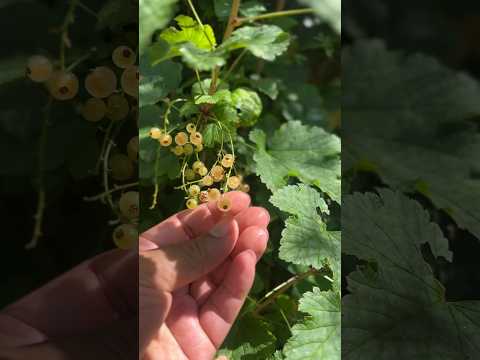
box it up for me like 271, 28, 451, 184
140, 191, 251, 249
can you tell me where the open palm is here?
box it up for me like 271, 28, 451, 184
140, 192, 269, 360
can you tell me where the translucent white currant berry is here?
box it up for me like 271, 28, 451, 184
217, 196, 232, 212
195, 144, 203, 152
119, 191, 139, 220
192, 160, 204, 173
221, 154, 235, 168
47, 71, 79, 100
112, 46, 136, 69
149, 127, 163, 139
172, 145, 184, 156
121, 65, 138, 98
198, 166, 208, 177
183, 143, 194, 155
85, 66, 117, 98
189, 185, 201, 197
26, 55, 53, 82
190, 132, 203, 146
239, 183, 250, 193
82, 98, 107, 122
211, 165, 225, 182
201, 175, 213, 187
159, 134, 172, 147
106, 94, 130, 121
113, 223, 138, 249
185, 168, 196, 181
109, 153, 135, 181
227, 176, 241, 189
127, 136, 139, 161
186, 198, 198, 209
199, 191, 209, 203
186, 123, 196, 133
208, 188, 222, 202
175, 132, 188, 146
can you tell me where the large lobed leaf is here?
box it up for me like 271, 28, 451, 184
284, 288, 341, 360
140, 0, 178, 52
251, 121, 341, 202
342, 190, 480, 359
344, 40, 480, 239
270, 185, 340, 282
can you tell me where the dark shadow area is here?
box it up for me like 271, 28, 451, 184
0, 0, 139, 356
342, 0, 480, 358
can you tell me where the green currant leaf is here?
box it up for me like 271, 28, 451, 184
214, 0, 266, 20
344, 40, 480, 239
270, 185, 340, 279
202, 123, 223, 148
284, 288, 341, 360
139, 0, 178, 51
194, 89, 232, 105
250, 77, 280, 100
251, 121, 341, 202
341, 190, 480, 359
220, 25, 291, 61
217, 314, 276, 359
160, 15, 217, 51
139, 58, 182, 107
299, 0, 341, 33
232, 88, 262, 126
177, 43, 226, 71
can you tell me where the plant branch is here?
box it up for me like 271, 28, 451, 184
103, 139, 116, 210
60, 0, 80, 70
209, 0, 241, 95
238, 8, 314, 24
252, 267, 319, 315
26, 99, 53, 250
83, 182, 138, 202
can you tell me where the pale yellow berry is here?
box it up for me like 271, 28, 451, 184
175, 132, 188, 146
222, 154, 235, 168
195, 144, 204, 152
201, 175, 213, 187
150, 127, 163, 139
199, 191, 209, 203
227, 176, 241, 189
193, 161, 204, 173
198, 166, 208, 177
26, 55, 53, 82
121, 65, 138, 98
172, 145, 184, 156
183, 143, 194, 155
190, 132, 203, 146
109, 153, 135, 181
113, 224, 138, 249
112, 46, 136, 69
189, 185, 201, 197
239, 183, 250, 193
217, 196, 232, 212
208, 188, 222, 202
159, 134, 172, 147
118, 191, 139, 220
186, 198, 198, 209
106, 94, 130, 121
185, 168, 196, 181
186, 123, 196, 133
82, 98, 107, 122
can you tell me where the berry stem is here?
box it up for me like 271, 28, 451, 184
237, 8, 314, 24
26, 98, 53, 250
252, 267, 320, 316
209, 0, 242, 95
59, 0, 80, 70
149, 144, 162, 209
103, 139, 116, 210
65, 48, 96, 72
83, 182, 138, 202
76, 1, 98, 19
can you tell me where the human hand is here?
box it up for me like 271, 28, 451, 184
140, 191, 270, 359
0, 191, 269, 360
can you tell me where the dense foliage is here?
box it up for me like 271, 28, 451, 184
140, 0, 341, 358
342, 32, 480, 360
0, 0, 139, 305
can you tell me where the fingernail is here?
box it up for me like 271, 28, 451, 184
210, 218, 234, 237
